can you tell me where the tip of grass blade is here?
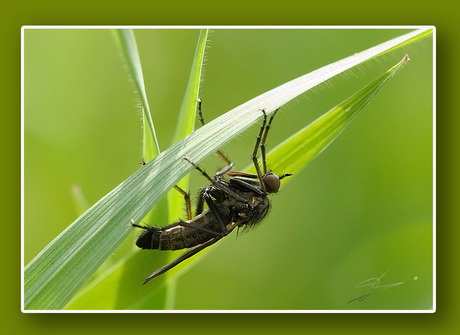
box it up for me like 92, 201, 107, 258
386, 54, 410, 80
399, 53, 411, 68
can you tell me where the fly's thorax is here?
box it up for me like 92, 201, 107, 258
249, 194, 270, 224
229, 192, 270, 227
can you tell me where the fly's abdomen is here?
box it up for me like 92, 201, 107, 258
136, 220, 219, 251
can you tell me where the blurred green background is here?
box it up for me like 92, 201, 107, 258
24, 28, 433, 310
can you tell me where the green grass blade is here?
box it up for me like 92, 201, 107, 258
172, 29, 208, 145
163, 29, 209, 309
167, 28, 209, 217
265, 55, 410, 175
64, 30, 210, 310
113, 28, 169, 275
113, 28, 168, 265
168, 54, 411, 283
23, 29, 429, 310
113, 29, 160, 157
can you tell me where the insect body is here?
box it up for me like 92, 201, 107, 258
132, 108, 291, 284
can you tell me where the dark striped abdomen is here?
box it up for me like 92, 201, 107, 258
135, 211, 224, 250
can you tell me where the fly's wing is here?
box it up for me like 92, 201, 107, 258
227, 171, 258, 178
142, 235, 223, 284
142, 218, 249, 284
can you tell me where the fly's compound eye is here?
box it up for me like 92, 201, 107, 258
263, 172, 280, 193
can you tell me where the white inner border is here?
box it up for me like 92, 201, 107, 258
21, 25, 436, 314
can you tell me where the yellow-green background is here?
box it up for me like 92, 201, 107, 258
24, 28, 433, 310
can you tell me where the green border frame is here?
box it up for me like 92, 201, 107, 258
4, 0, 456, 334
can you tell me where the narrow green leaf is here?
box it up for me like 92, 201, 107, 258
163, 29, 209, 309
24, 29, 429, 310
168, 54, 411, 282
167, 28, 209, 218
172, 29, 209, 145
113, 29, 168, 263
265, 55, 410, 175
113, 29, 169, 280
65, 30, 210, 310
113, 28, 167, 256
113, 29, 160, 157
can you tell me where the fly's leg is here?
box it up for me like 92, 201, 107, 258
260, 109, 278, 175
173, 185, 192, 220
181, 186, 229, 236
196, 188, 205, 215
197, 98, 233, 167
142, 235, 223, 284
183, 157, 248, 204
183, 156, 214, 183
130, 219, 148, 230
142, 158, 193, 220
202, 190, 229, 236
252, 109, 268, 192
197, 97, 205, 126
130, 184, 192, 226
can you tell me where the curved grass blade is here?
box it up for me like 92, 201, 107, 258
163, 29, 209, 309
113, 29, 168, 271
265, 54, 411, 176
114, 29, 166, 247
113, 29, 160, 157
65, 29, 210, 310
168, 54, 411, 285
24, 29, 429, 310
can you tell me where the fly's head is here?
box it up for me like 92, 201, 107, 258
262, 172, 292, 193
262, 172, 280, 193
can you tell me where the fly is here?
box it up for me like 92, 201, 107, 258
132, 106, 292, 284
